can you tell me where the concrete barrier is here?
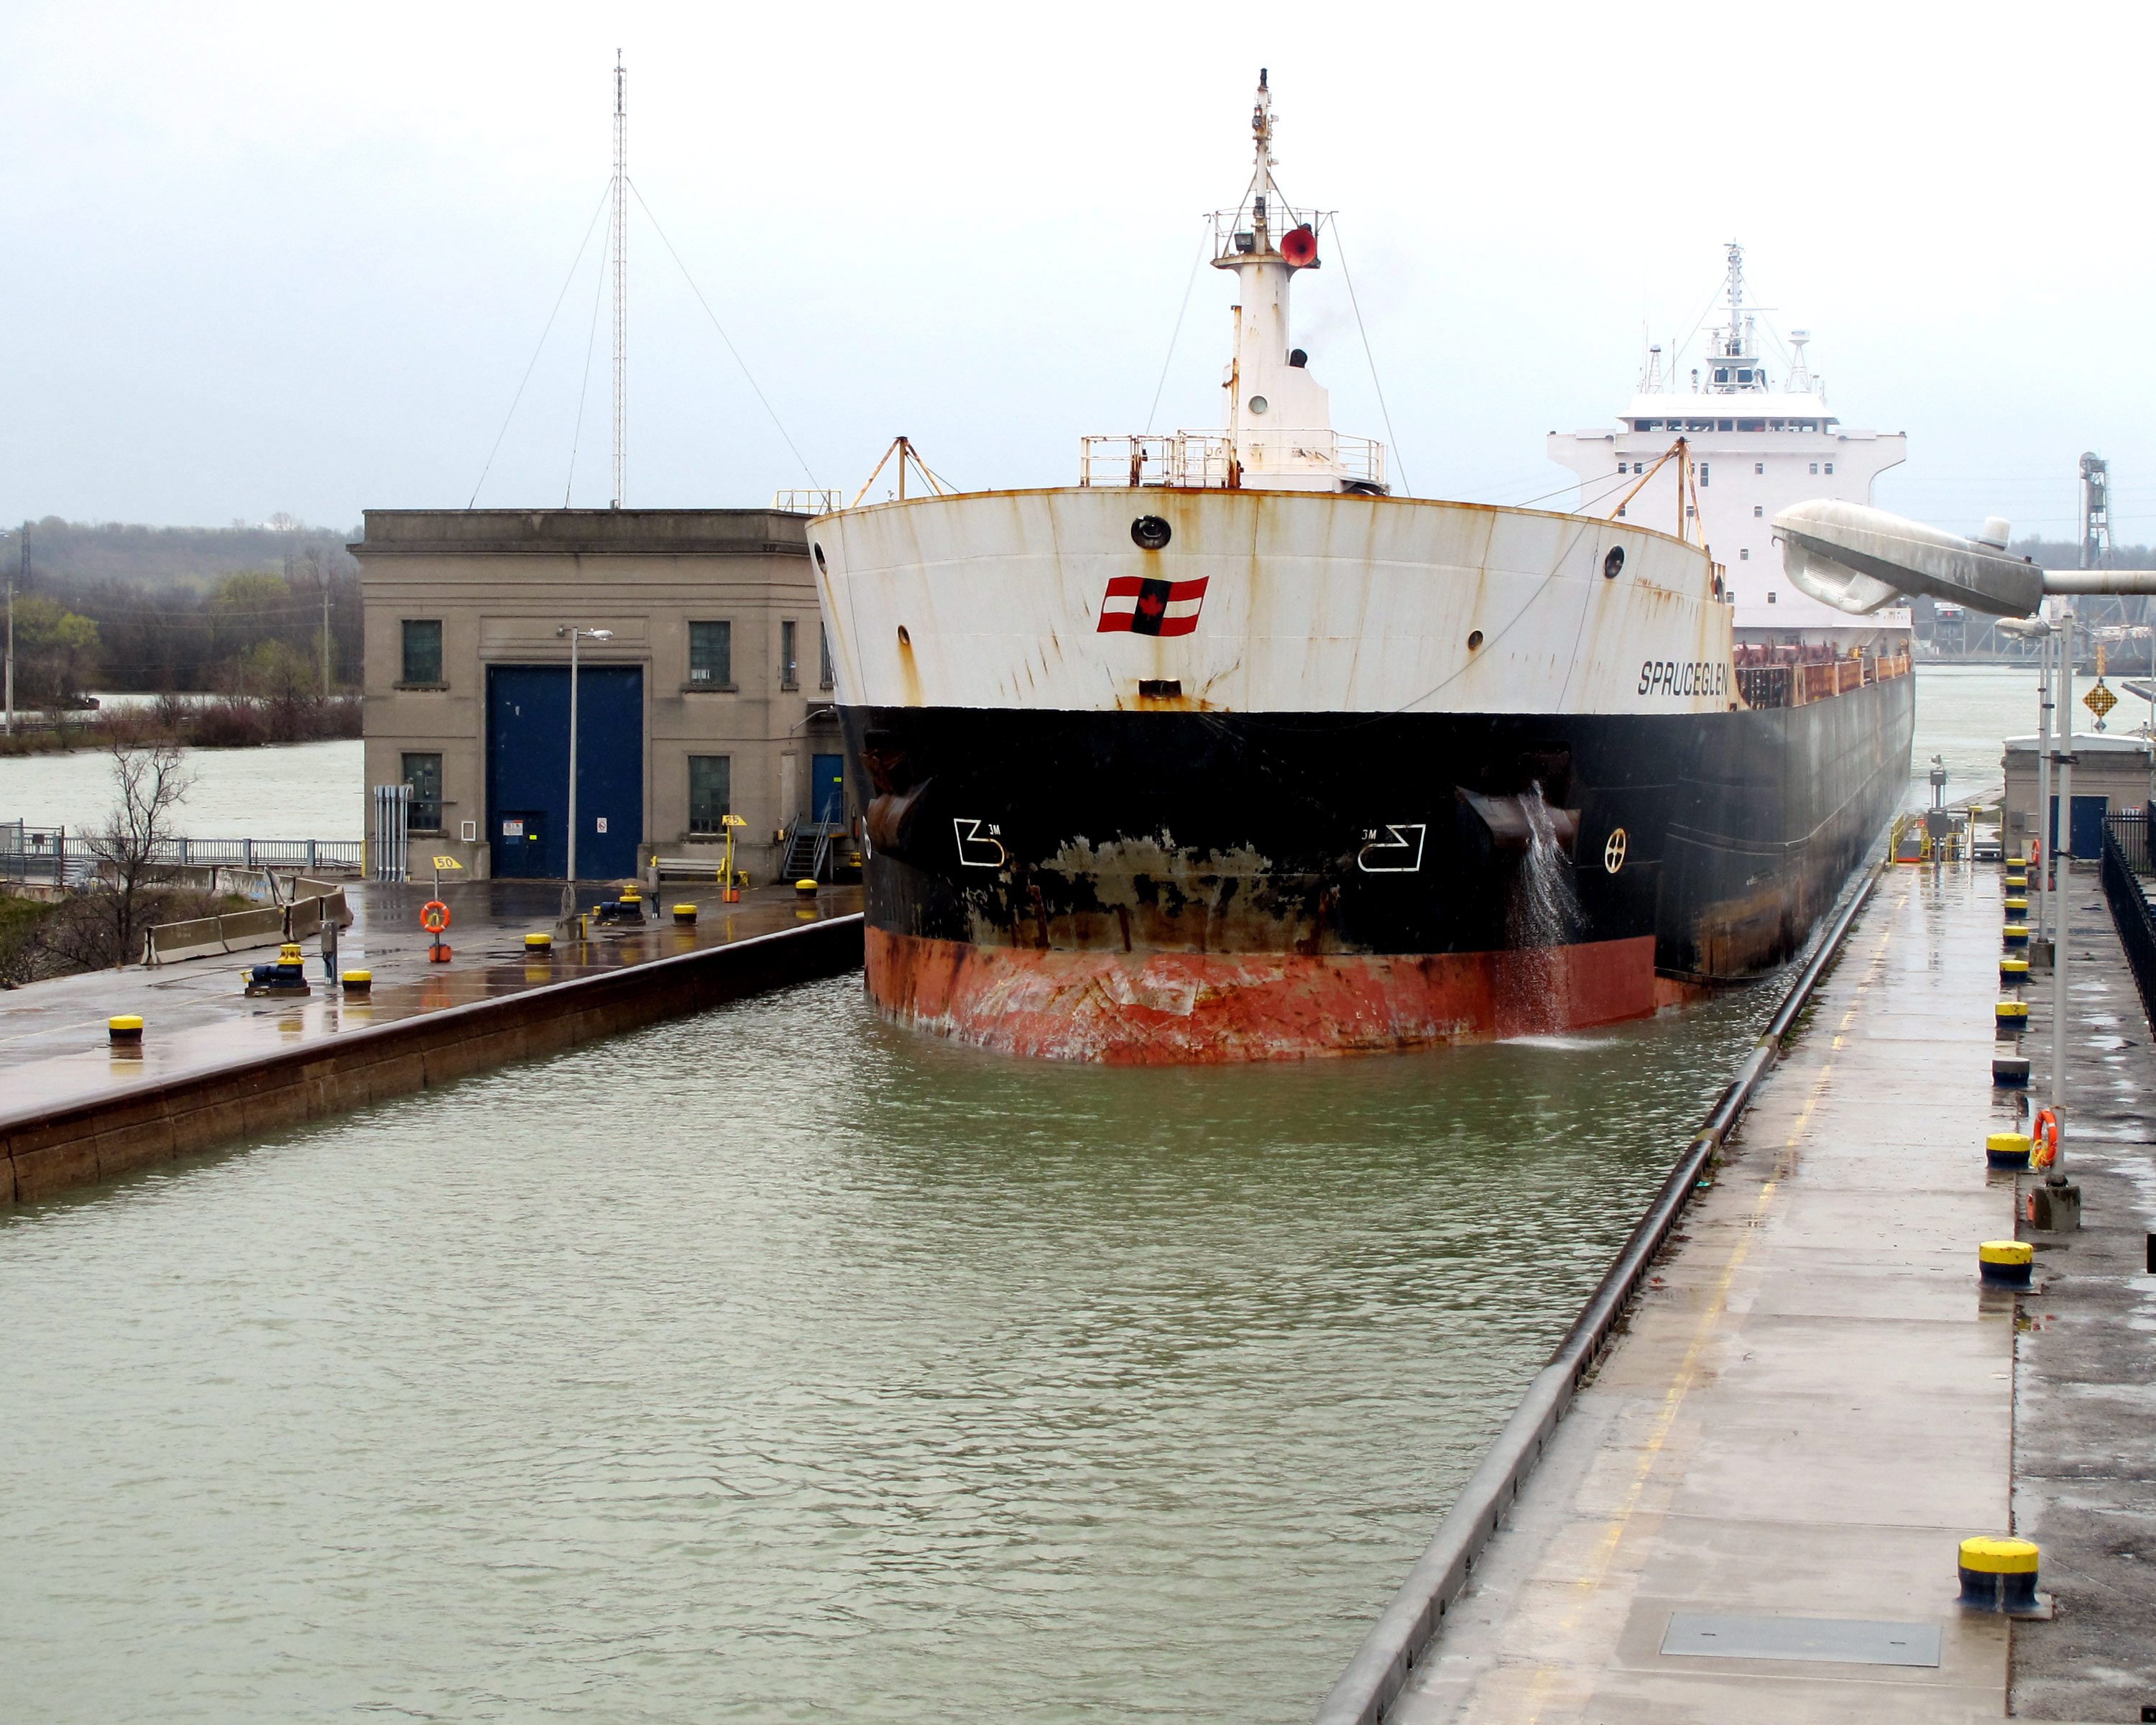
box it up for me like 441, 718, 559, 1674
2, 913, 865, 1205
142, 887, 351, 965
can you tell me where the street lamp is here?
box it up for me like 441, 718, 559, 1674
555, 626, 614, 896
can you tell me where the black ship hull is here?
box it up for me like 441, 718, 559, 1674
845, 671, 1915, 1061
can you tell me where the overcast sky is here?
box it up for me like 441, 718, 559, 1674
3, 1, 2149, 544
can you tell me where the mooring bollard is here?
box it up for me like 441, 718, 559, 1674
2002, 923, 2030, 949
1958, 1536, 2042, 1614
673, 903, 697, 925
2001, 955, 2030, 986
1985, 1132, 2033, 1170
525, 931, 553, 955
2003, 895, 2028, 919
1977, 1239, 2034, 1288
1992, 1053, 2031, 1088
341, 969, 372, 997
794, 878, 819, 901
109, 1014, 144, 1050
2004, 872, 2027, 892
1996, 999, 2029, 1034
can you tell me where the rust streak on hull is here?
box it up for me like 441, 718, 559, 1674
865, 926, 1661, 1064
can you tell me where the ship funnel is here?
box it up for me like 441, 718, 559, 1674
1772, 499, 2045, 619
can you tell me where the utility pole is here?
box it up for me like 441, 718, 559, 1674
611, 50, 627, 511
2051, 604, 2076, 1178
2035, 617, 2053, 942
5, 523, 22, 736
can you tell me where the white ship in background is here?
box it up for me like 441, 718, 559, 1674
1547, 245, 1915, 651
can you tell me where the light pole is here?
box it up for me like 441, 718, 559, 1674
556, 626, 613, 897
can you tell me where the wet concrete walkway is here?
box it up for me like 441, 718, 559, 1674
1393, 863, 2024, 1722
0, 879, 862, 1122
2012, 858, 2156, 1721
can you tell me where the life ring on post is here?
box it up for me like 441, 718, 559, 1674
2031, 1108, 2060, 1170
420, 899, 451, 934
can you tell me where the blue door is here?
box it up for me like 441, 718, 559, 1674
486, 665, 645, 880
2070, 794, 2109, 859
811, 753, 845, 823
2049, 793, 2114, 860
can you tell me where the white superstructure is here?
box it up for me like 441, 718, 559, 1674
1547, 244, 1910, 641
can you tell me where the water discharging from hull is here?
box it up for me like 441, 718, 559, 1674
1501, 786, 1583, 1036
1507, 786, 1581, 951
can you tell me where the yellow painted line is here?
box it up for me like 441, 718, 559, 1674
1511, 892, 1905, 1721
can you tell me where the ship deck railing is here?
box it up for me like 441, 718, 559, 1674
1736, 647, 1910, 712
1077, 431, 1386, 490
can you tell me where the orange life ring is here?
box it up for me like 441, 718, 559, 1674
420, 898, 451, 934
2032, 1108, 2060, 1169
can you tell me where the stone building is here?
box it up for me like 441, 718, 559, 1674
2001, 731, 2152, 858
356, 509, 847, 884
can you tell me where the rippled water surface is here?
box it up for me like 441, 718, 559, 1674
1, 658, 2061, 1719
2, 977, 1776, 1724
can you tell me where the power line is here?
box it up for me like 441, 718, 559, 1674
625, 178, 819, 488
1326, 216, 1411, 497
466, 181, 614, 510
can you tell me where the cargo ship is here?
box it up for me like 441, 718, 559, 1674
811, 75, 1915, 1062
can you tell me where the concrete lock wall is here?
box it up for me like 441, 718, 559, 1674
356, 509, 852, 886
1, 914, 865, 1206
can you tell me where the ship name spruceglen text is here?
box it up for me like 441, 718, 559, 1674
1637, 660, 1728, 697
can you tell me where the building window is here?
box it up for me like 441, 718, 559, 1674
401, 619, 443, 685
1740, 548, 1750, 560
688, 755, 732, 834
1755, 462, 1764, 474
402, 752, 443, 831
1699, 464, 1710, 485
1754, 505, 1764, 517
1810, 463, 1820, 474
819, 622, 835, 689
1616, 505, 1627, 518
1768, 590, 1778, 604
780, 620, 799, 690
1825, 462, 1834, 475
688, 620, 732, 686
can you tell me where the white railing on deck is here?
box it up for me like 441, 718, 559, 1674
773, 489, 842, 515
1079, 431, 1386, 490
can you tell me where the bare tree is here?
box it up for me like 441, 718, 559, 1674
73, 740, 194, 967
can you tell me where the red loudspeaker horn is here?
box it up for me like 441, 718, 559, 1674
1281, 224, 1318, 266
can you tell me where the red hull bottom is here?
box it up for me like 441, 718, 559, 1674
865, 926, 1680, 1064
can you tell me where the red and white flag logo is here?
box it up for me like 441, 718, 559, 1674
1097, 574, 1208, 637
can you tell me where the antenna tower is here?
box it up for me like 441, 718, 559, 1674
611, 51, 627, 510
2081, 452, 2111, 569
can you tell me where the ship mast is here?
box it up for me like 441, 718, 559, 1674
1209, 70, 1342, 491
611, 50, 627, 510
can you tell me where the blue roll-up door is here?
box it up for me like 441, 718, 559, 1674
486, 665, 645, 880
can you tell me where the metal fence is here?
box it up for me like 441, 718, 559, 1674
1, 822, 359, 886
2099, 812, 2156, 1030
370, 783, 413, 882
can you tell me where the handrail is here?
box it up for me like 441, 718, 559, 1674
1312, 862, 1883, 1725
2100, 815, 2156, 1029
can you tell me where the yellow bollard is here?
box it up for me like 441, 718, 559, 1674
1984, 1131, 2032, 1170
1995, 999, 2029, 1031
673, 903, 698, 925
108, 1014, 144, 1047
1958, 1535, 2041, 1614
1977, 1239, 2034, 1287
341, 970, 372, 996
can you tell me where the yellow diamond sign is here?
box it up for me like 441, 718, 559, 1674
2085, 681, 2118, 720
